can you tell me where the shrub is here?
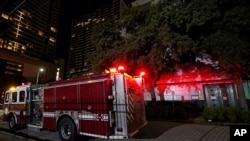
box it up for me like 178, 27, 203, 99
162, 106, 172, 119
146, 106, 157, 118
216, 107, 226, 122
224, 107, 236, 123
203, 107, 250, 123
203, 107, 217, 121
174, 107, 189, 119
145, 104, 190, 120
238, 110, 250, 123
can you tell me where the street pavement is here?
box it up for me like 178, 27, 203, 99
0, 119, 231, 141
0, 131, 31, 141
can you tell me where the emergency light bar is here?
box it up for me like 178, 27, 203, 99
109, 68, 117, 73
140, 72, 145, 78
118, 66, 125, 73
109, 66, 126, 73
9, 87, 16, 91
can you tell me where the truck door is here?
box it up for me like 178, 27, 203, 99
5, 90, 17, 115
79, 79, 114, 136
17, 89, 27, 125
3, 90, 19, 130
3, 91, 11, 120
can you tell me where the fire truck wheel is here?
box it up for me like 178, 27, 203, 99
8, 114, 17, 130
58, 117, 77, 141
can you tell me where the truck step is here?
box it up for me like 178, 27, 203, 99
27, 124, 43, 131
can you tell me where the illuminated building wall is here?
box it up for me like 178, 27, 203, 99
67, 0, 128, 78
0, 0, 61, 63
0, 0, 62, 83
155, 64, 238, 108
131, 0, 161, 7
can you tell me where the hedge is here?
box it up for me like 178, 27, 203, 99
203, 107, 250, 123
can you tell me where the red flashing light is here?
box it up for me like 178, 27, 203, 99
118, 66, 125, 73
109, 68, 117, 73
140, 72, 145, 77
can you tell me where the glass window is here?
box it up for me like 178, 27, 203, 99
12, 92, 17, 102
19, 91, 25, 102
33, 90, 39, 100
5, 92, 9, 103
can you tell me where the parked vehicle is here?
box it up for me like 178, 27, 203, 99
2, 66, 147, 141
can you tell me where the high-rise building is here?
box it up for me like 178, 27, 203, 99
67, 0, 128, 78
131, 0, 161, 7
0, 0, 62, 85
0, 0, 61, 62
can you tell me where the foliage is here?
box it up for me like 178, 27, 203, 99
90, 0, 250, 88
203, 107, 217, 121
224, 107, 237, 123
203, 107, 250, 123
216, 107, 226, 122
145, 104, 188, 120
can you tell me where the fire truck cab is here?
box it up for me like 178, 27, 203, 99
3, 84, 46, 130
2, 68, 147, 141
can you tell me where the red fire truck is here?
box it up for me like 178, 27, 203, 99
2, 67, 147, 141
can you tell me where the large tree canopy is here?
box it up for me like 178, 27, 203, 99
89, 0, 250, 87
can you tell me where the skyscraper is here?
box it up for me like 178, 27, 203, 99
0, 0, 61, 62
0, 0, 62, 87
67, 0, 128, 78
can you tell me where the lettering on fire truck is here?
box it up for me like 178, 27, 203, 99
2, 66, 147, 141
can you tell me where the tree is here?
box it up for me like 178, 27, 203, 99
89, 0, 250, 89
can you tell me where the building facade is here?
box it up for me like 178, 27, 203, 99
0, 0, 62, 84
153, 64, 250, 110
131, 0, 161, 7
67, 0, 128, 78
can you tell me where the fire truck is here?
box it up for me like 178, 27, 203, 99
2, 67, 147, 141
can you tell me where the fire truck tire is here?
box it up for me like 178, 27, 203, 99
58, 117, 77, 141
8, 114, 17, 130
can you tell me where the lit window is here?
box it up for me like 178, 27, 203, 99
5, 92, 10, 103
38, 31, 44, 36
49, 37, 56, 43
1, 13, 9, 19
50, 26, 57, 32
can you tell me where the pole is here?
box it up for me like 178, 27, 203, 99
36, 68, 43, 86
36, 71, 40, 86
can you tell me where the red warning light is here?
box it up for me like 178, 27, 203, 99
140, 72, 145, 77
118, 66, 125, 72
109, 68, 117, 73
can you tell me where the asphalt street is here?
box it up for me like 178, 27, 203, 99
0, 131, 31, 141
0, 120, 231, 141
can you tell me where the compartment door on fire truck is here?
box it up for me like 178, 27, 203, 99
79, 78, 114, 136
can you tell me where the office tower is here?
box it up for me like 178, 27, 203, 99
131, 0, 161, 7
0, 0, 62, 88
67, 0, 128, 78
0, 0, 61, 62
